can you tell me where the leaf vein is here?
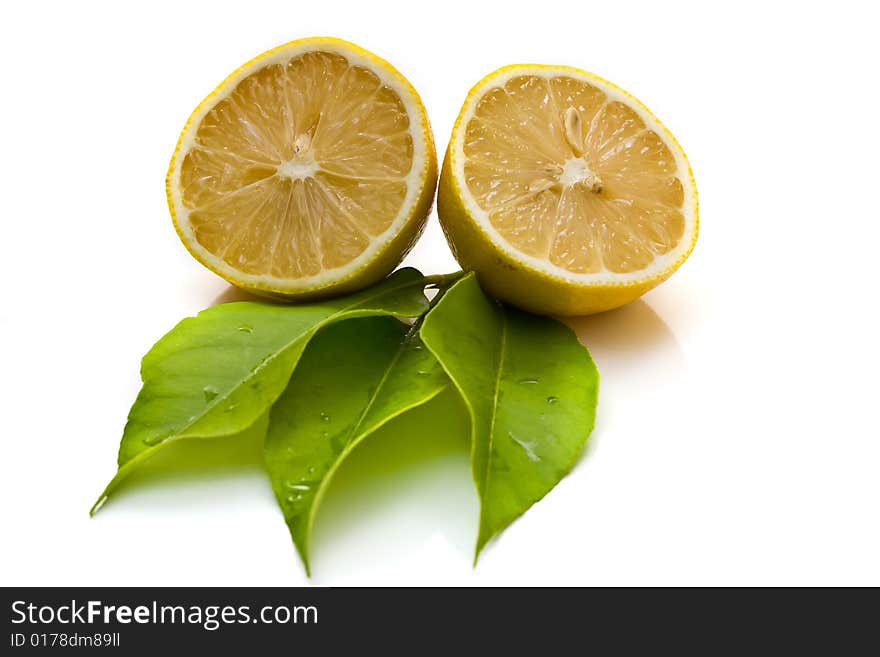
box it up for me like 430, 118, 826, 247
480, 311, 507, 543
165, 275, 424, 442
302, 329, 412, 545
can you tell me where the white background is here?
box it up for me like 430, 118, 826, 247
2, 0, 878, 586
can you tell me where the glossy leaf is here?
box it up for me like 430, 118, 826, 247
91, 268, 431, 514
421, 274, 599, 559
264, 316, 448, 574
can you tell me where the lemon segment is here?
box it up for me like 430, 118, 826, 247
168, 38, 437, 298
439, 65, 698, 315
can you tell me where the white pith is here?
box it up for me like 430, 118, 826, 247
276, 153, 319, 181
560, 157, 600, 188
168, 39, 430, 293
451, 66, 698, 286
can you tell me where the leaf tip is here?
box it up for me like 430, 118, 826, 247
300, 555, 313, 579
90, 471, 126, 517
473, 533, 490, 567
89, 495, 107, 517
294, 540, 312, 578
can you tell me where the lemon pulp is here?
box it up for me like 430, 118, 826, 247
462, 73, 689, 276
168, 39, 436, 296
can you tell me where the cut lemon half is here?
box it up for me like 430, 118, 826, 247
438, 65, 698, 315
167, 37, 437, 298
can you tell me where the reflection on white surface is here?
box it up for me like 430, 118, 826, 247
310, 388, 476, 582
91, 384, 477, 584
92, 417, 273, 517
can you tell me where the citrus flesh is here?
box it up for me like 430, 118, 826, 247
438, 65, 698, 315
168, 38, 436, 298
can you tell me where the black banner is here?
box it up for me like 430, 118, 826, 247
1, 587, 875, 652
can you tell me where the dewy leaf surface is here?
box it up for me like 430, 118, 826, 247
91, 268, 430, 514
421, 274, 599, 559
264, 316, 447, 574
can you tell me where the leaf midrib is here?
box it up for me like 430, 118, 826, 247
163, 276, 424, 446
478, 312, 507, 550
299, 331, 440, 572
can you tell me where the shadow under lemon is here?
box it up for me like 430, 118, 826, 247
563, 298, 685, 389
211, 285, 267, 306
561, 298, 687, 464
210, 284, 684, 382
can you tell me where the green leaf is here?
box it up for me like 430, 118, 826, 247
91, 268, 431, 515
420, 273, 599, 560
264, 316, 448, 574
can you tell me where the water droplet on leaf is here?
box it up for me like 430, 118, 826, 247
508, 432, 541, 462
